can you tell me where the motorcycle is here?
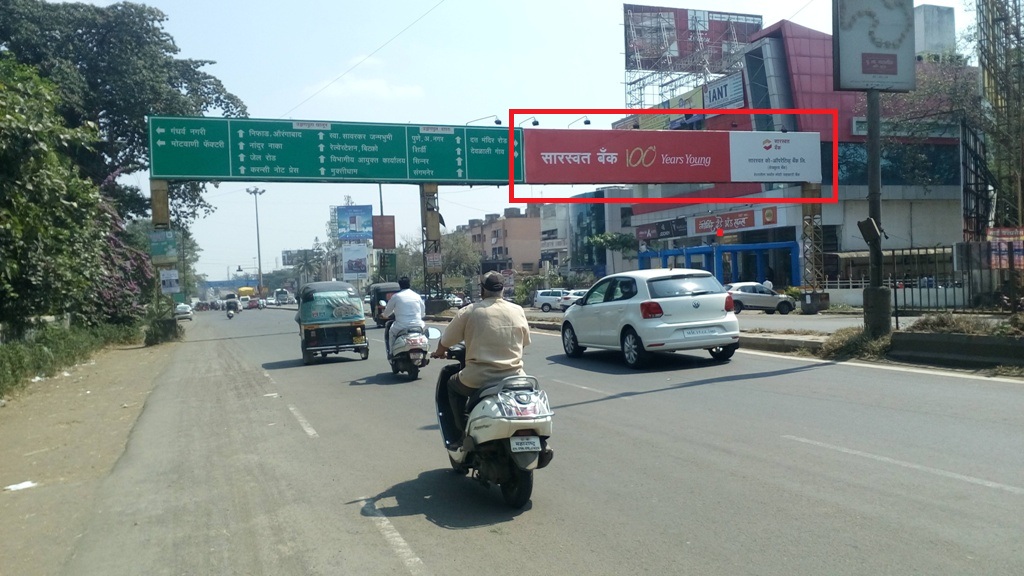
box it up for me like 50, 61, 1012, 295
384, 318, 439, 380
435, 344, 554, 508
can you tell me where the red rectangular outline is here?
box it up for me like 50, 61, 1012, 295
508, 108, 840, 205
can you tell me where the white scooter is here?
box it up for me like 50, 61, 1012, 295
435, 344, 554, 508
384, 321, 439, 380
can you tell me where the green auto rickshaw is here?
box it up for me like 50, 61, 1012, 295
295, 281, 369, 365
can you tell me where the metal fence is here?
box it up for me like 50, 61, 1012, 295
824, 242, 1023, 313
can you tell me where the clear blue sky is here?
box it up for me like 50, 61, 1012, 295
80, 0, 971, 280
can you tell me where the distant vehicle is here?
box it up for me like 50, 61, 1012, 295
561, 269, 739, 369
533, 289, 569, 312
274, 289, 291, 306
445, 294, 463, 308
723, 282, 797, 315
237, 287, 257, 299
239, 296, 251, 309
558, 289, 589, 311
174, 303, 194, 321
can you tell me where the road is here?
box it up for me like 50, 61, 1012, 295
62, 307, 1023, 575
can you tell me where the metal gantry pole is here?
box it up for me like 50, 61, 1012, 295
247, 187, 265, 297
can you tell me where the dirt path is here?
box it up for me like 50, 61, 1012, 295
0, 341, 176, 576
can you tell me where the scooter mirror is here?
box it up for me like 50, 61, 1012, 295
426, 327, 442, 339
378, 300, 387, 307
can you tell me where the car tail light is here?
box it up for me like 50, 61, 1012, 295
640, 301, 663, 319
725, 293, 735, 312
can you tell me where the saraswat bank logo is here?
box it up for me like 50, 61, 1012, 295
762, 137, 792, 151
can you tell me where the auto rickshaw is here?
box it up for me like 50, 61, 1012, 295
295, 281, 369, 365
367, 281, 401, 327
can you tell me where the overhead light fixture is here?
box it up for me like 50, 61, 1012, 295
466, 114, 502, 126
568, 116, 591, 128
519, 116, 540, 127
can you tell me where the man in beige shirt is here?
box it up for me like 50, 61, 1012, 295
432, 271, 531, 438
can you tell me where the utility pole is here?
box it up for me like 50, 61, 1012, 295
247, 187, 265, 297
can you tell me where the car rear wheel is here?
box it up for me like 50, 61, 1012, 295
541, 303, 552, 312
562, 324, 585, 358
709, 344, 736, 361
777, 302, 793, 315
621, 328, 649, 369
733, 301, 744, 314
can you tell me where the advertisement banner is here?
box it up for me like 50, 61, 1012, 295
728, 132, 822, 183
149, 231, 178, 265
342, 244, 369, 281
336, 205, 373, 241
703, 72, 745, 112
523, 129, 731, 184
833, 0, 916, 91
159, 269, 180, 294
691, 209, 757, 236
372, 215, 396, 250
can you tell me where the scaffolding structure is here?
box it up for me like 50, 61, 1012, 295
977, 0, 1024, 227
623, 6, 761, 109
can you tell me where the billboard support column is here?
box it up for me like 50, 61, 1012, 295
420, 183, 444, 310
865, 89, 892, 336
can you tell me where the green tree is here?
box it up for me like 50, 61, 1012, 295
0, 0, 248, 226
394, 236, 424, 289
589, 232, 638, 273
0, 55, 107, 337
441, 232, 481, 283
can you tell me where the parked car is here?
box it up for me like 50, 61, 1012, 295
533, 288, 569, 312
173, 303, 194, 321
558, 289, 589, 311
561, 269, 739, 369
445, 294, 463, 308
723, 282, 797, 315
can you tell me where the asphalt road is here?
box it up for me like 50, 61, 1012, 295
63, 307, 1024, 575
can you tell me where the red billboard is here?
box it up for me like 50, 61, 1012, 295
372, 215, 395, 250
523, 128, 731, 184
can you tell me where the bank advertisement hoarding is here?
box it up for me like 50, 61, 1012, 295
833, 0, 916, 91
520, 126, 821, 185
336, 205, 373, 241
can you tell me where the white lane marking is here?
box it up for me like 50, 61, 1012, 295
551, 378, 627, 399
741, 349, 1024, 384
287, 404, 319, 438
361, 498, 431, 576
783, 435, 1024, 495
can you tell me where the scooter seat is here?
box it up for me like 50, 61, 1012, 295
466, 375, 538, 413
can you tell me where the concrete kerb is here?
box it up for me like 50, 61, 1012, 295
425, 315, 827, 355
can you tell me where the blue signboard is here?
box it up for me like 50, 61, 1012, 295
337, 205, 373, 241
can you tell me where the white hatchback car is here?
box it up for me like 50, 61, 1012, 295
561, 269, 740, 369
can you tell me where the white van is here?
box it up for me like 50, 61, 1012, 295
273, 289, 291, 306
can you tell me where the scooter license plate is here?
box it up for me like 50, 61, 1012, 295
510, 436, 541, 453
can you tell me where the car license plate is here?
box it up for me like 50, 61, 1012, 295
510, 436, 541, 453
684, 327, 717, 337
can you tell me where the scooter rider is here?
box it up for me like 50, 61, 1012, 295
382, 276, 425, 357
431, 271, 532, 439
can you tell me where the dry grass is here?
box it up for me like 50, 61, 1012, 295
816, 327, 892, 361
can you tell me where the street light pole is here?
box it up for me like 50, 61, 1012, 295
247, 187, 265, 297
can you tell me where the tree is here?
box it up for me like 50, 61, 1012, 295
0, 0, 248, 226
589, 232, 638, 273
440, 232, 482, 283
0, 55, 108, 337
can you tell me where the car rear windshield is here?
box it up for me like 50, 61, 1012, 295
647, 275, 724, 298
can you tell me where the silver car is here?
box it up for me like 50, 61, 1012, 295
723, 282, 797, 315
561, 269, 740, 369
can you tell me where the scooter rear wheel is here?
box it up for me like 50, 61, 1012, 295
408, 366, 419, 380
500, 468, 533, 509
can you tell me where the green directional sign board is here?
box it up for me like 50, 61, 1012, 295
148, 116, 524, 185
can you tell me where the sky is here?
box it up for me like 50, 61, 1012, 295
80, 0, 974, 280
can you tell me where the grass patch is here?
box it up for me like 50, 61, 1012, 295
907, 312, 1024, 337
0, 322, 144, 399
817, 326, 891, 361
